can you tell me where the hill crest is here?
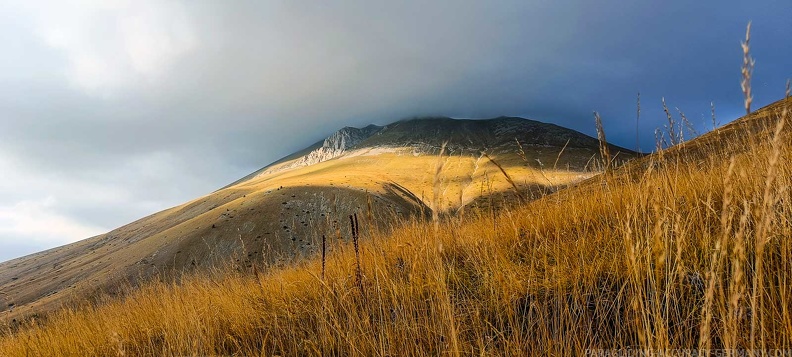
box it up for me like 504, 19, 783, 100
242, 116, 633, 183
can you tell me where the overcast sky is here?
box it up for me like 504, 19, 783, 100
0, 1, 789, 262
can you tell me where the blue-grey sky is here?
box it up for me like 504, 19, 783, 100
0, 1, 790, 262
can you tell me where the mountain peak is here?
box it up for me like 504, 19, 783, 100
245, 116, 634, 181
307, 124, 383, 160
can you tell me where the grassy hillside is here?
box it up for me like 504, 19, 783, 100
0, 116, 633, 323
1, 97, 789, 355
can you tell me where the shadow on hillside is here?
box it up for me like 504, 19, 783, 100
382, 181, 432, 219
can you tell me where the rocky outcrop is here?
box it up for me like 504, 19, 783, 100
279, 124, 383, 171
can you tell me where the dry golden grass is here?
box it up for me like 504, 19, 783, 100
0, 96, 789, 355
0, 138, 602, 320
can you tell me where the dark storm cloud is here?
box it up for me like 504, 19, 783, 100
0, 0, 789, 261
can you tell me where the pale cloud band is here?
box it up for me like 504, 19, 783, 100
21, 0, 197, 93
0, 197, 104, 246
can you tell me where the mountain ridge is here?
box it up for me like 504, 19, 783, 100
231, 116, 634, 187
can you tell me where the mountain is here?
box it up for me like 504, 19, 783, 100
0, 116, 636, 320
